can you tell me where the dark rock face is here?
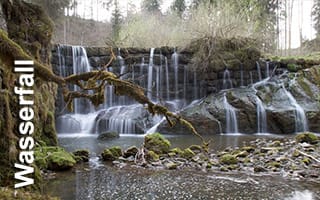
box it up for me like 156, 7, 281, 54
158, 66, 320, 134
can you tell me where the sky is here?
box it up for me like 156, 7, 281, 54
73, 0, 316, 48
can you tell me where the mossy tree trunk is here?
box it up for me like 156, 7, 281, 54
0, 0, 58, 187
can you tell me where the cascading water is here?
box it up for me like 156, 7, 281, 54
147, 48, 155, 100
223, 93, 238, 133
256, 61, 262, 81
222, 68, 233, 89
265, 61, 270, 78
172, 49, 179, 99
282, 86, 308, 132
251, 78, 270, 134
240, 64, 244, 87
254, 95, 267, 133
55, 45, 202, 135
165, 56, 170, 100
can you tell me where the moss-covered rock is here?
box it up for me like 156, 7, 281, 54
0, 187, 58, 200
165, 162, 178, 170
73, 149, 89, 162
295, 132, 319, 144
97, 131, 120, 140
302, 157, 311, 165
35, 146, 76, 170
146, 150, 159, 161
123, 146, 139, 158
267, 161, 281, 168
241, 146, 255, 153
144, 133, 171, 154
189, 145, 202, 153
181, 148, 196, 159
219, 154, 238, 165
101, 146, 122, 161
169, 147, 183, 155
47, 151, 76, 171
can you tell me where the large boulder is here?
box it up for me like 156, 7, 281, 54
144, 133, 171, 154
35, 147, 76, 171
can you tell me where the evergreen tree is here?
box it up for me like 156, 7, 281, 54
312, 0, 320, 37
111, 0, 122, 41
27, 0, 71, 20
141, 0, 162, 14
171, 0, 186, 17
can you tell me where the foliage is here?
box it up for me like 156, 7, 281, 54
26, 0, 72, 21
312, 0, 320, 37
111, 0, 122, 41
170, 0, 186, 17
141, 0, 162, 14
119, 0, 278, 52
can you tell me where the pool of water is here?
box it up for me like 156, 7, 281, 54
44, 133, 320, 200
57, 133, 289, 155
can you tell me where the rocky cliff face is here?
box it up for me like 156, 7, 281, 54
157, 65, 320, 134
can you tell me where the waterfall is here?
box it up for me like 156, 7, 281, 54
55, 46, 96, 133
256, 61, 262, 81
282, 87, 308, 132
193, 71, 198, 99
222, 68, 233, 89
172, 50, 179, 99
54, 45, 204, 135
223, 93, 238, 133
265, 61, 270, 78
250, 71, 253, 85
240, 64, 244, 87
254, 95, 267, 133
147, 48, 155, 100
165, 57, 170, 100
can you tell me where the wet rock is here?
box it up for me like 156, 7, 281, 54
189, 145, 202, 153
219, 154, 238, 165
97, 131, 119, 140
182, 148, 196, 159
295, 132, 319, 144
47, 151, 76, 171
241, 146, 255, 153
169, 147, 184, 155
144, 133, 171, 154
72, 149, 89, 162
123, 146, 139, 158
254, 165, 268, 172
35, 146, 76, 171
101, 146, 122, 161
146, 150, 160, 162
165, 162, 178, 170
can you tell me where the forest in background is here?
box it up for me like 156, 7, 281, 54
23, 0, 320, 55
22, 0, 320, 55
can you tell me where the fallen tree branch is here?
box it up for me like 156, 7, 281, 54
296, 150, 320, 163
0, 29, 209, 151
